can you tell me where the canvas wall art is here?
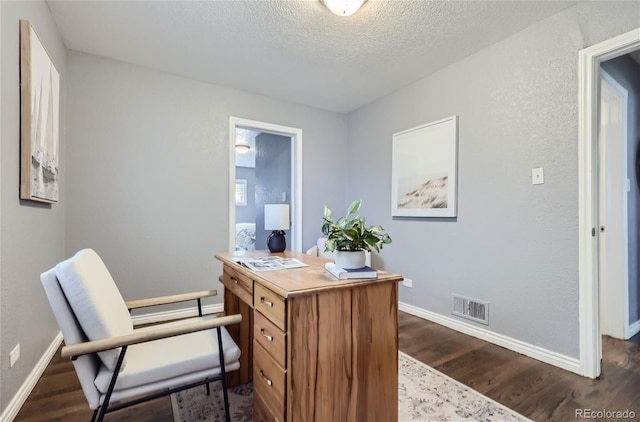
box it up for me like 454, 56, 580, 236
391, 116, 458, 217
20, 19, 60, 203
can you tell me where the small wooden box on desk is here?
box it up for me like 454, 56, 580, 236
215, 251, 403, 422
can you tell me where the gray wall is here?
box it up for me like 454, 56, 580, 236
65, 51, 347, 305
601, 55, 640, 325
346, 1, 640, 358
2, 0, 639, 415
1, 0, 67, 413
255, 133, 291, 250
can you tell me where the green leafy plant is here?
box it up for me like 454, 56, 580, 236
322, 199, 392, 253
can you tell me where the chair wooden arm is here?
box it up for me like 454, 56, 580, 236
125, 289, 217, 310
61, 313, 241, 359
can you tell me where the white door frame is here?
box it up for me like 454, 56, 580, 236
229, 117, 303, 252
578, 28, 640, 379
598, 69, 629, 340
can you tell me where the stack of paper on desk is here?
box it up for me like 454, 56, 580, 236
241, 257, 309, 271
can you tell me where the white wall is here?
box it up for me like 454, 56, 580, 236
346, 1, 640, 358
0, 0, 67, 414
65, 52, 348, 305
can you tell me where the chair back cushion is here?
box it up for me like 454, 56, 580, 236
55, 249, 133, 370
41, 268, 102, 408
316, 237, 336, 260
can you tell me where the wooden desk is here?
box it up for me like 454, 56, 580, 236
215, 251, 403, 422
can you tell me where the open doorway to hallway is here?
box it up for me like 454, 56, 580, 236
228, 117, 303, 253
578, 28, 640, 379
233, 128, 292, 252
598, 54, 640, 343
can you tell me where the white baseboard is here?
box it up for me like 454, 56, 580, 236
0, 332, 63, 422
399, 302, 582, 375
130, 303, 225, 325
626, 319, 640, 339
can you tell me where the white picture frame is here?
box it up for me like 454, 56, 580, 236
391, 116, 458, 217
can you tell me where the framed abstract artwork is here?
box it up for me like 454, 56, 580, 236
391, 116, 458, 217
20, 19, 60, 203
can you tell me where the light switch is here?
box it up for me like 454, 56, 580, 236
532, 168, 544, 185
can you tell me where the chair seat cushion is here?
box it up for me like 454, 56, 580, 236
94, 317, 241, 393
55, 249, 133, 371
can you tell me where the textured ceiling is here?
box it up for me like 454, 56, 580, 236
47, 0, 577, 113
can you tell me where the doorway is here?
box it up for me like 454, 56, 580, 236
578, 28, 640, 378
598, 68, 630, 340
228, 117, 303, 253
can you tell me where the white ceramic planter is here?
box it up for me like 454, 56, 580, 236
335, 250, 366, 269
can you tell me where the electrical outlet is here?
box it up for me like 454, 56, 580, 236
532, 167, 544, 185
402, 278, 413, 288
10, 344, 20, 367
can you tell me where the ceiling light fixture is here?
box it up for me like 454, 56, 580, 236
321, 0, 367, 17
235, 143, 251, 153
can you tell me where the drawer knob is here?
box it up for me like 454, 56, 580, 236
233, 279, 238, 284
259, 370, 273, 386
260, 297, 274, 308
259, 328, 273, 342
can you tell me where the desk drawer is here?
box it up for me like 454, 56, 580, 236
254, 310, 286, 368
254, 388, 282, 422
222, 271, 253, 306
255, 283, 286, 331
254, 341, 285, 422
224, 266, 254, 292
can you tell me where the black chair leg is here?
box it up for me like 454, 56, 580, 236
216, 327, 231, 422
206, 382, 210, 396
90, 408, 98, 422
96, 405, 108, 422
96, 346, 128, 422
221, 379, 230, 422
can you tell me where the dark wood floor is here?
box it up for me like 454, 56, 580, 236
399, 313, 639, 421
15, 311, 640, 421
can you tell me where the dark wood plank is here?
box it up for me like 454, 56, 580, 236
14, 312, 640, 421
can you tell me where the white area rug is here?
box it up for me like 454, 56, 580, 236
171, 352, 531, 422
399, 352, 530, 421
171, 382, 253, 422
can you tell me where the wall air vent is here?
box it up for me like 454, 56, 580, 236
452, 294, 489, 325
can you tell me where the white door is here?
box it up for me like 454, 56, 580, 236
598, 69, 629, 340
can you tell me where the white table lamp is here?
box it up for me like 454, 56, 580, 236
265, 204, 290, 252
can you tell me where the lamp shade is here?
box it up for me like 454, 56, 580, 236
265, 204, 290, 230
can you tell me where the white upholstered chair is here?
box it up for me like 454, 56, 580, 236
41, 249, 241, 422
306, 237, 372, 266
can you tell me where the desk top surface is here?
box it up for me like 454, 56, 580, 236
216, 250, 403, 298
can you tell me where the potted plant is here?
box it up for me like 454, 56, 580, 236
322, 199, 392, 269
